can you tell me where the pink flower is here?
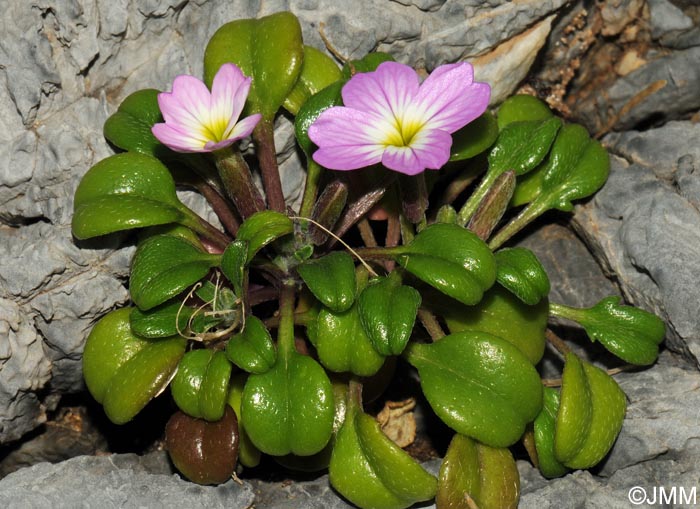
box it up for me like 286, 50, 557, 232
308, 61, 490, 176
152, 63, 261, 153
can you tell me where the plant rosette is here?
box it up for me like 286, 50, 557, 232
74, 11, 666, 509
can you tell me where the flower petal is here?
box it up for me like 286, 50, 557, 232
309, 107, 386, 169
381, 128, 452, 175
152, 123, 206, 153
341, 61, 420, 123
211, 63, 253, 139
229, 113, 262, 141
413, 62, 491, 133
158, 75, 213, 136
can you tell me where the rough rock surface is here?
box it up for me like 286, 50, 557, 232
574, 121, 700, 365
0, 0, 569, 444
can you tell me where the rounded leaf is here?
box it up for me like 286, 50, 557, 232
495, 247, 550, 305
225, 316, 277, 374
533, 387, 569, 478
449, 111, 499, 162
297, 251, 357, 312
103, 89, 165, 156
235, 210, 293, 263
405, 331, 543, 447
497, 94, 553, 129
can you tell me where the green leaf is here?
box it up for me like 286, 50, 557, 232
533, 387, 570, 478
130, 234, 220, 311
449, 111, 499, 162
227, 373, 261, 468
284, 45, 342, 115
551, 298, 665, 365
226, 316, 277, 374
488, 117, 562, 176
405, 331, 543, 447
83, 308, 151, 404
235, 210, 293, 263
73, 153, 186, 239
495, 247, 550, 305
555, 353, 626, 469
204, 12, 304, 121
314, 303, 386, 377
534, 123, 610, 212
395, 223, 496, 306
439, 285, 548, 365
171, 350, 233, 422
103, 89, 166, 157
329, 403, 436, 509
241, 351, 334, 456
102, 334, 186, 424
221, 240, 248, 296
357, 273, 421, 356
298, 251, 357, 313
437, 434, 520, 509
129, 300, 193, 338
497, 94, 553, 129
294, 80, 344, 157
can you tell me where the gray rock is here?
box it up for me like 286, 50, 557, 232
0, 453, 256, 509
575, 46, 700, 133
574, 121, 700, 365
648, 0, 694, 40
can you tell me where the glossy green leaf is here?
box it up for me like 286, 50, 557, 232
555, 353, 627, 469
551, 297, 665, 366
220, 240, 248, 296
102, 335, 186, 424
314, 303, 386, 376
130, 234, 220, 311
488, 117, 561, 176
284, 45, 342, 115
329, 403, 436, 509
204, 12, 303, 120
439, 285, 548, 365
103, 88, 165, 157
241, 351, 334, 456
533, 387, 569, 478
495, 247, 550, 305
497, 94, 553, 129
83, 308, 151, 404
129, 299, 193, 339
171, 350, 233, 422
534, 123, 610, 212
226, 316, 277, 374
357, 273, 421, 356
294, 80, 344, 157
437, 434, 520, 509
449, 111, 499, 162
395, 223, 496, 306
235, 210, 293, 263
405, 331, 543, 447
298, 251, 356, 313
227, 373, 261, 468
72, 153, 185, 239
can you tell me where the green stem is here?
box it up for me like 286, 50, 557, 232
299, 160, 323, 217
253, 119, 286, 213
398, 173, 428, 224
417, 308, 445, 341
277, 283, 297, 359
457, 171, 498, 226
488, 199, 549, 250
548, 302, 583, 322
214, 148, 265, 219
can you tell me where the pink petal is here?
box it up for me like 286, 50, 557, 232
152, 123, 206, 153
211, 63, 253, 137
229, 113, 262, 141
413, 62, 490, 133
158, 75, 213, 133
309, 107, 391, 149
381, 128, 452, 175
204, 139, 237, 152
341, 61, 420, 121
